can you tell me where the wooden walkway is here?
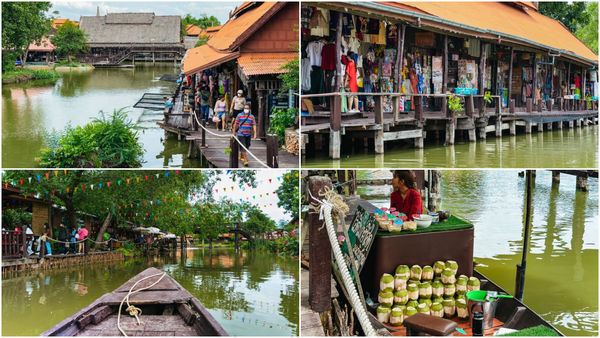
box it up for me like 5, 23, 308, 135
158, 91, 299, 168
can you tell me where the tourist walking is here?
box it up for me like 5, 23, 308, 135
57, 223, 68, 254
213, 95, 227, 131
77, 225, 88, 254
199, 84, 211, 123
25, 225, 34, 256
233, 104, 257, 166
229, 89, 246, 130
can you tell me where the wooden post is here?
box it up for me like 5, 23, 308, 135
532, 53, 538, 110
428, 170, 441, 212
466, 95, 475, 118
374, 96, 384, 153
266, 134, 279, 168
307, 176, 333, 312
40, 237, 45, 259
374, 96, 384, 125
478, 42, 488, 111
526, 98, 533, 112
414, 95, 423, 121
394, 24, 406, 96
551, 171, 561, 185
330, 95, 341, 160
567, 62, 571, 95
229, 136, 239, 168
576, 175, 589, 191
348, 170, 357, 196
334, 13, 343, 92
22, 230, 27, 257
201, 120, 206, 147
257, 91, 265, 138
509, 99, 515, 114
495, 97, 502, 137
582, 68, 587, 102
508, 47, 514, 104
443, 35, 448, 94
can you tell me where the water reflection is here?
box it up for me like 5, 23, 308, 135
2, 248, 298, 336
305, 126, 598, 168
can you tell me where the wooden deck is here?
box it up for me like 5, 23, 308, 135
158, 91, 299, 168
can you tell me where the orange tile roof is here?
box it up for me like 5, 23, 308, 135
28, 37, 55, 52
52, 18, 78, 28
182, 44, 240, 75
237, 52, 297, 76
378, 2, 597, 64
208, 2, 284, 51
185, 24, 205, 36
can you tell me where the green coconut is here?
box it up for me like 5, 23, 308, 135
418, 281, 432, 299
443, 283, 456, 297
430, 302, 444, 318
377, 305, 391, 323
390, 309, 404, 326
467, 277, 481, 291
378, 290, 394, 307
418, 298, 432, 307
432, 296, 444, 304
433, 260, 446, 275
441, 268, 456, 284
433, 276, 442, 283
405, 306, 418, 317
456, 298, 469, 319
407, 283, 419, 300
380, 273, 395, 291
445, 260, 458, 274
409, 277, 421, 284
457, 275, 469, 284
406, 300, 419, 309
410, 265, 422, 280
456, 278, 468, 294
417, 303, 430, 314
395, 265, 410, 279
422, 265, 434, 280
394, 289, 408, 305
392, 305, 407, 314
442, 298, 456, 317
432, 280, 444, 297
455, 293, 466, 302
394, 275, 408, 291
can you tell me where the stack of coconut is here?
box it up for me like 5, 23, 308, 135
376, 260, 480, 326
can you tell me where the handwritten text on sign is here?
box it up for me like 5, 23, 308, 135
341, 205, 379, 279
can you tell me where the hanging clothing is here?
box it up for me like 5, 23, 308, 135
301, 58, 312, 91
321, 44, 336, 71
377, 21, 386, 44
310, 66, 325, 104
310, 8, 329, 37
306, 40, 325, 67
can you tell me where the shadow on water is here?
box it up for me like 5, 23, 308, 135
1, 248, 298, 336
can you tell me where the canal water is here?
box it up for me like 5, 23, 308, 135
2, 64, 203, 168
1, 248, 299, 336
358, 170, 598, 336
304, 126, 598, 168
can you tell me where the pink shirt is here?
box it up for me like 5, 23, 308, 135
78, 228, 89, 239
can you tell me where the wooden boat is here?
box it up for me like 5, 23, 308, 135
41, 267, 228, 336
370, 269, 563, 336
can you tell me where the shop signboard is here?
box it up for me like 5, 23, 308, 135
340, 205, 379, 280
432, 56, 443, 94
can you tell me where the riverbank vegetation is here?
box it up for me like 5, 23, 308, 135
2, 68, 59, 84
38, 108, 144, 168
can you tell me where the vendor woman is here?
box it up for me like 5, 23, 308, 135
390, 170, 423, 220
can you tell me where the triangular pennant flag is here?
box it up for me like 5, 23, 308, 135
117, 180, 121, 186
165, 172, 169, 178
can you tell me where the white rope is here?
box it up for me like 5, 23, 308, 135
117, 272, 167, 336
308, 189, 377, 336
192, 111, 270, 168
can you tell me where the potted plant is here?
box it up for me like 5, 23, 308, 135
448, 94, 464, 117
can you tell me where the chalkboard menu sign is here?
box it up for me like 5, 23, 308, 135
340, 205, 379, 280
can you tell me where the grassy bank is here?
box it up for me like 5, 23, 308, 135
2, 68, 59, 84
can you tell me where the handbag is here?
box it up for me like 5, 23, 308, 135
212, 114, 221, 123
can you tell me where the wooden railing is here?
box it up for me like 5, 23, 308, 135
2, 230, 33, 259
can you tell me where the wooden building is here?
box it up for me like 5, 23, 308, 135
182, 1, 299, 137
301, 2, 599, 159
78, 12, 185, 65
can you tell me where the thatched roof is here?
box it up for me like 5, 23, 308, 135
79, 13, 182, 47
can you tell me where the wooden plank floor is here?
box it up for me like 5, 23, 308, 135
384, 316, 504, 336
187, 128, 299, 168
78, 314, 197, 336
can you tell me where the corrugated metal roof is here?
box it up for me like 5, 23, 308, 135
79, 13, 181, 45
208, 2, 284, 51
377, 1, 597, 64
182, 45, 240, 75
237, 52, 296, 76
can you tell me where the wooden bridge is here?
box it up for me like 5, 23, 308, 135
158, 87, 299, 168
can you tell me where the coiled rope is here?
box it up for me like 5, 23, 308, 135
307, 187, 377, 336
117, 271, 167, 336
191, 110, 270, 168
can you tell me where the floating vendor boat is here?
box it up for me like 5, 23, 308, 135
41, 267, 228, 336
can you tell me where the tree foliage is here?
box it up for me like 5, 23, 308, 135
276, 170, 299, 220
539, 2, 589, 33
38, 108, 144, 168
2, 2, 53, 69
51, 20, 88, 62
574, 2, 598, 54
244, 208, 276, 235
182, 14, 220, 29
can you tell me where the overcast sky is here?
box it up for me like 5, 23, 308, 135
49, 1, 244, 25
194, 170, 295, 225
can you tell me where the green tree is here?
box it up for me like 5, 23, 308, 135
182, 13, 220, 29
575, 2, 598, 54
276, 170, 299, 220
51, 20, 88, 63
1, 2, 53, 68
539, 2, 589, 33
244, 208, 276, 235
38, 108, 144, 168
194, 34, 209, 47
